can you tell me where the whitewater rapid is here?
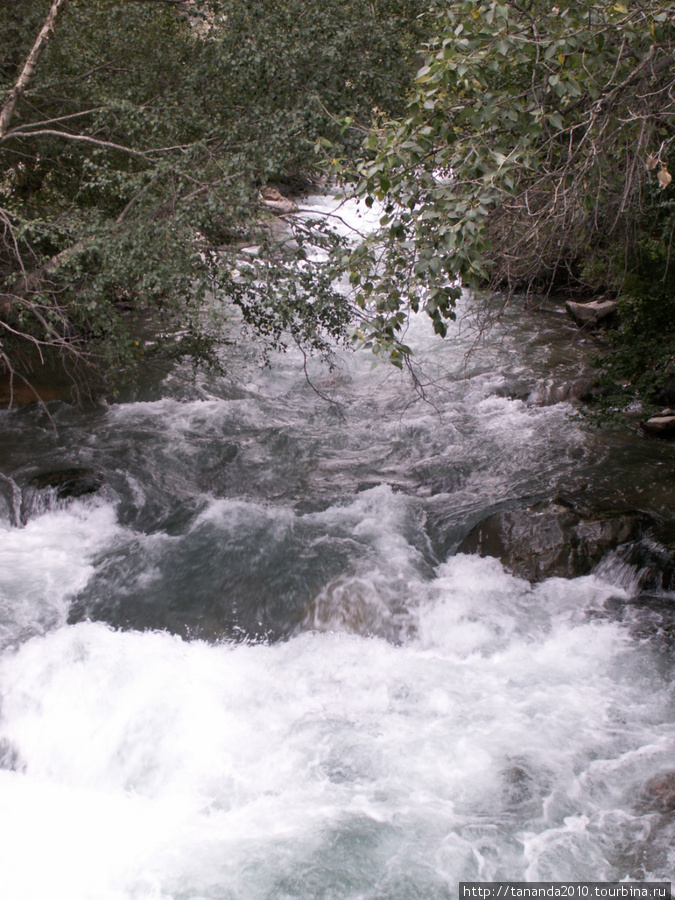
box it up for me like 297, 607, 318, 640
0, 196, 673, 899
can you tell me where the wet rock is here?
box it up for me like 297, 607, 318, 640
0, 738, 21, 772
259, 186, 298, 215
601, 592, 675, 651
641, 413, 675, 439
607, 539, 675, 593
573, 380, 617, 404
524, 375, 621, 408
644, 773, 675, 812
0, 491, 10, 524
301, 574, 413, 643
21, 467, 106, 521
527, 381, 577, 406
457, 499, 646, 581
527, 376, 605, 406
501, 764, 534, 808
595, 538, 675, 648
566, 298, 618, 327
0, 474, 21, 527
31, 468, 104, 499
496, 386, 531, 402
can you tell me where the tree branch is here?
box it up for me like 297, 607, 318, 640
7, 109, 108, 133
0, 128, 151, 160
0, 0, 69, 139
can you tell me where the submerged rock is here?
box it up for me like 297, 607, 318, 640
457, 499, 646, 581
644, 773, 675, 812
601, 592, 675, 651
602, 538, 675, 593
0, 738, 21, 772
300, 574, 413, 644
500, 763, 536, 810
0, 474, 21, 527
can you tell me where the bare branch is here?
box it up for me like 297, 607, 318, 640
7, 109, 108, 133
0, 0, 69, 139
0, 128, 151, 159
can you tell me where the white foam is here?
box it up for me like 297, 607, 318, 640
0, 553, 672, 898
298, 193, 383, 241
0, 502, 122, 648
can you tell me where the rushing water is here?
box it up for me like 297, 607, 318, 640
0, 198, 674, 900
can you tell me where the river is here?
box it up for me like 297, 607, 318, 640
0, 197, 673, 899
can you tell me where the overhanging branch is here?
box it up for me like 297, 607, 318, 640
0, 128, 151, 160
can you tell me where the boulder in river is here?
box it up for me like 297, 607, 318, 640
259, 186, 298, 215
457, 499, 647, 581
641, 412, 675, 439
566, 298, 618, 327
21, 467, 106, 522
30, 468, 105, 499
526, 375, 611, 406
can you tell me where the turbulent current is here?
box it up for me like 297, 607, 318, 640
0, 199, 674, 899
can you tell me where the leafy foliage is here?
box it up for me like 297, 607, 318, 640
4, 0, 673, 407
338, 0, 675, 385
0, 0, 430, 392
599, 186, 675, 410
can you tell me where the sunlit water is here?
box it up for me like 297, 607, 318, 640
0, 197, 673, 900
